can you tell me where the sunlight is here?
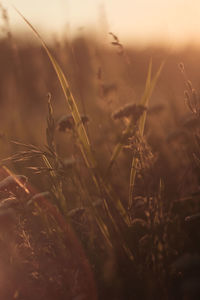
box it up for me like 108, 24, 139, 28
0, 0, 199, 46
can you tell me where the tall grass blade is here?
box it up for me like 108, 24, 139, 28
128, 60, 165, 209
15, 9, 132, 250
139, 60, 165, 135
14, 7, 96, 170
106, 59, 152, 175
106, 122, 134, 176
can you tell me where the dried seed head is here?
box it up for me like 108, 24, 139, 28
109, 32, 119, 43
57, 115, 74, 131
127, 132, 155, 170
180, 64, 200, 116
112, 103, 146, 121
182, 76, 200, 115
109, 32, 124, 55
57, 115, 89, 132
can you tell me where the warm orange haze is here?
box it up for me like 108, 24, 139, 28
0, 1, 200, 300
1, 0, 200, 47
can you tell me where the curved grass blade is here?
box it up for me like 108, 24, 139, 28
15, 9, 132, 249
14, 7, 96, 170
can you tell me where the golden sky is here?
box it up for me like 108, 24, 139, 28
1, 0, 200, 47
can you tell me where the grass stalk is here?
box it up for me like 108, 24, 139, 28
15, 9, 131, 251
128, 60, 165, 209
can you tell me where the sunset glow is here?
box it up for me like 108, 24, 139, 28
2, 0, 200, 47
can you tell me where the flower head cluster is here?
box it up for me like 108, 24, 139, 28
112, 103, 146, 121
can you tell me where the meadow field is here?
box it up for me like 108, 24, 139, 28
0, 22, 200, 299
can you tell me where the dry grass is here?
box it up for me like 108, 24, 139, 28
0, 9, 199, 299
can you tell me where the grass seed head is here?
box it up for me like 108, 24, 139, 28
112, 103, 146, 121
127, 132, 155, 170
57, 114, 89, 132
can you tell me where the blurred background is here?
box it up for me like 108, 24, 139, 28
0, 0, 199, 193
2, 0, 200, 47
0, 3, 200, 299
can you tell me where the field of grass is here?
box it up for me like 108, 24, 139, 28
0, 16, 200, 299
